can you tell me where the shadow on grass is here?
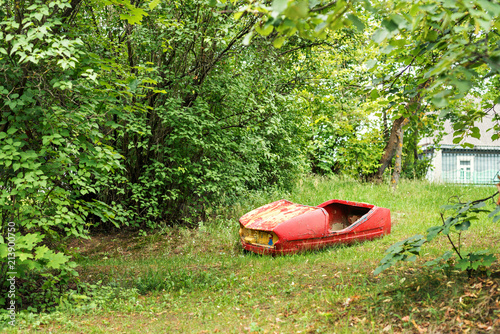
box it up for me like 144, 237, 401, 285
342, 265, 500, 333
239, 238, 375, 257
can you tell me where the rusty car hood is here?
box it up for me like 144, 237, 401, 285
239, 199, 318, 231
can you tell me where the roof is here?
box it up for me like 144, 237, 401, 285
420, 104, 500, 150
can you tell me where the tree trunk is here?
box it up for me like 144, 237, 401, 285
391, 129, 403, 189
370, 116, 408, 182
370, 80, 430, 184
382, 110, 389, 142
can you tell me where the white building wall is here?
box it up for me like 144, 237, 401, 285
426, 149, 443, 182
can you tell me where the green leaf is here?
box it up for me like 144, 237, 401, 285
472, 201, 486, 209
462, 142, 474, 149
455, 220, 471, 231
373, 262, 393, 276
242, 31, 253, 45
234, 11, 244, 20
255, 23, 274, 36
347, 14, 365, 31
410, 4, 420, 16
382, 19, 399, 32
432, 97, 448, 108
425, 30, 438, 41
439, 109, 450, 117
33, 12, 44, 21
272, 0, 289, 13
390, 14, 407, 29
18, 233, 43, 250
0, 244, 7, 258
17, 251, 34, 262
441, 204, 458, 211
442, 223, 451, 235
478, 0, 500, 16
481, 254, 496, 267
370, 89, 380, 99
407, 255, 417, 262
366, 59, 378, 70
372, 28, 389, 43
35, 245, 50, 260
424, 251, 454, 267
45, 251, 70, 269
426, 226, 443, 241
488, 205, 500, 218
129, 79, 140, 92
455, 258, 470, 271
120, 7, 148, 25
284, 1, 308, 19
148, 0, 160, 10
453, 79, 472, 94
273, 36, 286, 48
471, 127, 481, 139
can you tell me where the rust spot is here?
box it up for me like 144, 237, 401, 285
240, 200, 316, 230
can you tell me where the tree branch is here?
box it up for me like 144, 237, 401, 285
310, 1, 337, 12
440, 213, 463, 260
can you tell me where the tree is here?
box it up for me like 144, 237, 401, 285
289, 31, 385, 179
75, 0, 316, 227
0, 0, 126, 310
363, 0, 500, 184
239, 0, 500, 184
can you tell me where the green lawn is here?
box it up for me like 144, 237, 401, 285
11, 176, 500, 333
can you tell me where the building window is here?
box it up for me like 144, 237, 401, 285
457, 156, 474, 183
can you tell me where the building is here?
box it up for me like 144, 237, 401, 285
420, 112, 500, 184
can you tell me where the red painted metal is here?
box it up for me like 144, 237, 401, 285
239, 199, 391, 255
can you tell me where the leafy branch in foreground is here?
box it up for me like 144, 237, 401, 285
374, 191, 500, 276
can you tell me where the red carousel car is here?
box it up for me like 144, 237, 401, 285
239, 199, 391, 255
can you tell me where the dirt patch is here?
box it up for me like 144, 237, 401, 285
68, 227, 241, 285
67, 229, 196, 260
68, 231, 137, 258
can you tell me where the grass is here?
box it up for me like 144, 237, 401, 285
9, 176, 500, 333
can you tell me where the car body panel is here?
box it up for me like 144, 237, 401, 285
239, 199, 318, 231
239, 199, 391, 255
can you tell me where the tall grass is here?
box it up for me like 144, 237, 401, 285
76, 176, 498, 294
16, 176, 500, 333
